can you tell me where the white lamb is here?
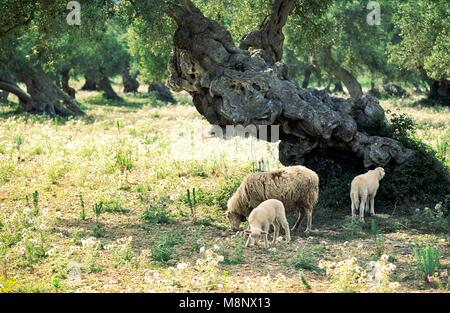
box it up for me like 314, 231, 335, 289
350, 167, 385, 222
244, 199, 291, 248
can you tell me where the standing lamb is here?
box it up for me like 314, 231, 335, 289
226, 166, 319, 234
350, 167, 385, 222
244, 199, 291, 248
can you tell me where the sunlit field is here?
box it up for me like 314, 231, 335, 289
0, 80, 448, 293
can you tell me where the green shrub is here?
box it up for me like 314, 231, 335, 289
151, 233, 182, 262
221, 237, 245, 265
214, 178, 242, 210
293, 252, 321, 273
102, 200, 128, 214
341, 217, 363, 239
142, 199, 173, 224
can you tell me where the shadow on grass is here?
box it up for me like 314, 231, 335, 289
395, 95, 449, 108
84, 92, 178, 109
84, 93, 145, 108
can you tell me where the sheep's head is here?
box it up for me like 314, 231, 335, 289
226, 210, 244, 231
244, 228, 267, 246
226, 195, 247, 231
375, 167, 385, 180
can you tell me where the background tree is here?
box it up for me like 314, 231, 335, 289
388, 0, 450, 102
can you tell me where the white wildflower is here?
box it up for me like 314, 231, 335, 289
176, 262, 188, 270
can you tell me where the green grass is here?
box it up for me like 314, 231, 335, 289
0, 88, 449, 292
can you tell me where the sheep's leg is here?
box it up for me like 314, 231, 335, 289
245, 235, 251, 248
305, 210, 313, 233
351, 192, 358, 220
272, 223, 279, 245
280, 218, 291, 242
291, 207, 305, 234
370, 195, 376, 216
359, 193, 367, 223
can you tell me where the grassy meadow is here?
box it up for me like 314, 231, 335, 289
0, 81, 449, 293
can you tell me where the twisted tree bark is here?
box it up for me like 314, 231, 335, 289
60, 67, 76, 99
167, 0, 413, 171
81, 74, 98, 91
122, 65, 139, 93
1, 65, 83, 116
98, 72, 122, 101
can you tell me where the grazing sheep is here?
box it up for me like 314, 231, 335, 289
244, 199, 291, 248
226, 166, 319, 234
350, 167, 385, 222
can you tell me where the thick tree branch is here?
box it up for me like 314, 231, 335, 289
166, 0, 414, 170
0, 78, 31, 104
239, 0, 295, 63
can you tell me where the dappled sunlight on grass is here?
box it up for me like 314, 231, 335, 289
0, 91, 448, 292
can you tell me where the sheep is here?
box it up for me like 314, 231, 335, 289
350, 167, 385, 222
226, 165, 319, 234
244, 199, 291, 248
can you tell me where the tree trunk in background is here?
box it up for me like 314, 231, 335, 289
333, 67, 362, 98
323, 48, 363, 98
0, 90, 9, 102
98, 74, 122, 101
0, 79, 29, 107
333, 81, 344, 93
167, 0, 413, 171
122, 66, 139, 93
302, 66, 312, 88
81, 74, 98, 91
420, 69, 449, 103
15, 65, 83, 116
60, 67, 76, 99
429, 79, 450, 103
0, 66, 83, 116
148, 83, 175, 103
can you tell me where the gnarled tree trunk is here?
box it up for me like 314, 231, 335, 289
1, 65, 83, 116
60, 67, 76, 99
122, 66, 140, 93
148, 83, 175, 103
167, 0, 413, 172
429, 79, 450, 103
98, 73, 122, 101
81, 74, 98, 91
323, 48, 363, 99
333, 81, 344, 93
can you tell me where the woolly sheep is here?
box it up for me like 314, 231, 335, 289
350, 167, 385, 222
244, 199, 291, 248
226, 165, 319, 234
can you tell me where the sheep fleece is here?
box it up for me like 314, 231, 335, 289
228, 166, 319, 219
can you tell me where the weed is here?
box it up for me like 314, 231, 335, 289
341, 217, 363, 239
92, 202, 104, 237
32, 191, 39, 216
293, 250, 322, 273
79, 194, 86, 220
151, 233, 182, 262
299, 272, 312, 290
413, 242, 441, 283
221, 237, 245, 265
142, 199, 173, 224
370, 220, 385, 257
186, 188, 197, 222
